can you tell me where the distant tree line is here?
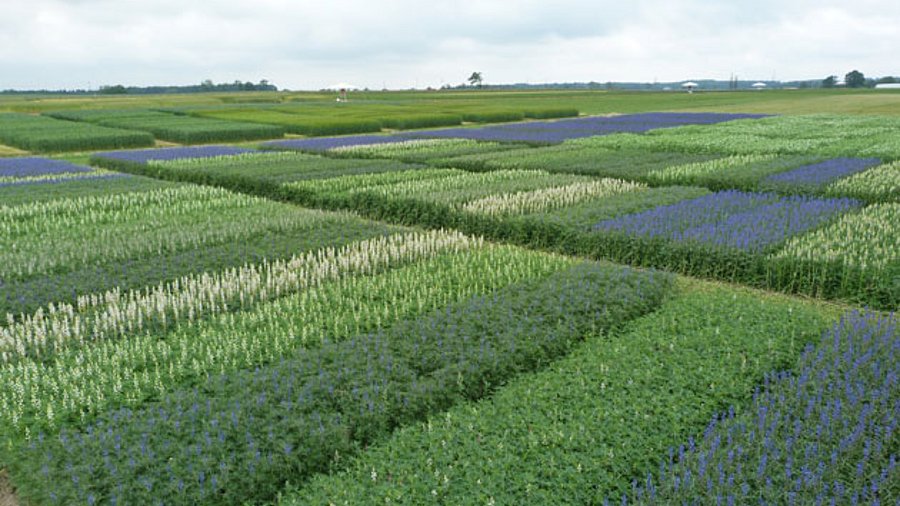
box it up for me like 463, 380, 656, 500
99, 79, 278, 94
822, 71, 898, 89
0, 79, 278, 95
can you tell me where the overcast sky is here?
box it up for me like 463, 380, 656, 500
1, 0, 898, 90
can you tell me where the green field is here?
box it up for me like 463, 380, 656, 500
0, 89, 897, 506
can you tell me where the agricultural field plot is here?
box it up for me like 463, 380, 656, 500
2, 231, 682, 505
0, 173, 400, 316
265, 137, 520, 164
1, 101, 898, 506
0, 113, 154, 153
45, 109, 285, 144
428, 116, 900, 203
92, 148, 426, 197
0, 156, 121, 188
92, 148, 899, 307
285, 290, 897, 506
568, 114, 900, 165
403, 112, 769, 144
181, 101, 580, 137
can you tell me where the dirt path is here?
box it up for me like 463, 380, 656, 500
0, 470, 19, 506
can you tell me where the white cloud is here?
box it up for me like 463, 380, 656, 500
1, 0, 898, 89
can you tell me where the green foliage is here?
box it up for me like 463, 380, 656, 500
296, 118, 384, 136
0, 173, 177, 206
92, 151, 423, 202
644, 154, 825, 191
433, 144, 720, 180
8, 249, 618, 505
461, 110, 525, 123
328, 139, 518, 163
0, 183, 399, 315
0, 233, 518, 442
46, 109, 284, 144
524, 107, 580, 119
380, 114, 463, 130
0, 113, 154, 152
0, 185, 324, 281
572, 115, 900, 160
285, 284, 835, 504
845, 70, 866, 88
187, 109, 384, 136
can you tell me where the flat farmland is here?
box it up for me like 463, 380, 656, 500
0, 89, 897, 505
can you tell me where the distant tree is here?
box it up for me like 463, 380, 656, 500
876, 76, 898, 84
99, 84, 127, 94
467, 72, 483, 87
845, 70, 866, 88
822, 75, 837, 88
200, 79, 214, 91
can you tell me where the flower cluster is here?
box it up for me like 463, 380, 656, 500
594, 190, 860, 252
0, 230, 478, 362
618, 310, 897, 505
0, 157, 92, 178
646, 154, 778, 185
461, 178, 645, 216
763, 157, 882, 190
13, 262, 668, 506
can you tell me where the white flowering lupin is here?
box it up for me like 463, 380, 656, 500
460, 178, 645, 216
287, 168, 460, 196
646, 154, 777, 184
0, 229, 480, 362
0, 241, 562, 436
770, 203, 900, 269
827, 161, 900, 202
0, 185, 273, 279
329, 139, 493, 158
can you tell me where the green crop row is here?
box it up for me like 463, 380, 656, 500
0, 182, 402, 315
90, 151, 423, 203
188, 109, 389, 136
380, 114, 463, 129
283, 283, 838, 504
0, 231, 502, 444
434, 138, 899, 201
111, 151, 896, 307
0, 113, 154, 152
827, 160, 900, 202
0, 173, 179, 206
570, 115, 900, 160
328, 138, 517, 163
183, 104, 579, 136
46, 109, 285, 144
643, 153, 822, 191
432, 144, 723, 181
768, 203, 900, 304
8, 259, 669, 505
0, 185, 315, 280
